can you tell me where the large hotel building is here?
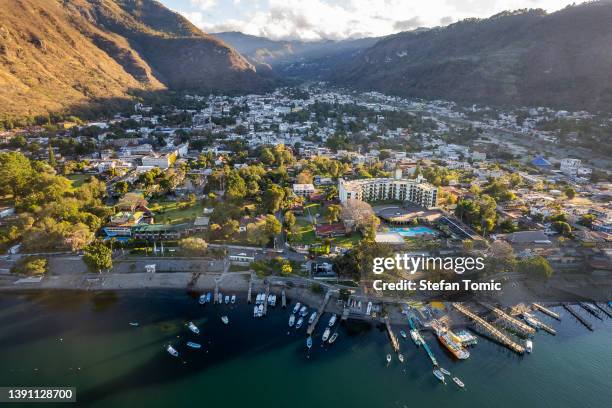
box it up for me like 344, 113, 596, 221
338, 170, 438, 209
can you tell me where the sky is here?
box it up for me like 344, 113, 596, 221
160, 0, 580, 42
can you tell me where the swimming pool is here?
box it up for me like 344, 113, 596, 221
389, 226, 438, 237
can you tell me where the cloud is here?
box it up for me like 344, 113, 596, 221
393, 17, 424, 31
440, 16, 454, 25
190, 0, 217, 10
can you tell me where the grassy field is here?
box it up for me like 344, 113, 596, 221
67, 173, 90, 188
150, 200, 204, 224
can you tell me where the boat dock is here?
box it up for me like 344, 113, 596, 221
594, 303, 612, 318
341, 307, 350, 321
579, 303, 602, 320
453, 303, 525, 354
307, 291, 331, 335
384, 316, 400, 353
262, 283, 270, 316
563, 304, 593, 331
214, 281, 219, 304
532, 303, 561, 320
281, 290, 286, 308
421, 338, 438, 366
484, 304, 535, 336
247, 278, 252, 304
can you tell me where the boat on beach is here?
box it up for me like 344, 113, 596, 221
452, 377, 465, 388
293, 302, 301, 314
188, 322, 199, 334
322, 327, 331, 342
167, 345, 179, 357
328, 314, 337, 327
221, 316, 229, 324
328, 332, 338, 344
433, 369, 445, 384
186, 342, 201, 349
289, 314, 295, 327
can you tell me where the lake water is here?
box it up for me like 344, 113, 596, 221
0, 290, 610, 407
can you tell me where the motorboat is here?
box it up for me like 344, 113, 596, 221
188, 321, 199, 334
399, 330, 407, 339
322, 327, 331, 342
526, 340, 533, 353
398, 353, 404, 363
253, 305, 258, 317
308, 312, 317, 324
328, 314, 337, 327
410, 329, 422, 346
270, 295, 276, 307
224, 295, 230, 304
299, 306, 308, 317
129, 322, 139, 327
198, 294, 206, 305
366, 302, 372, 316
296, 317, 304, 329
306, 336, 313, 349
293, 302, 301, 314
206, 292, 212, 303
440, 367, 451, 376
258, 304, 264, 316
217, 292, 223, 303
433, 369, 445, 384
231, 295, 236, 304
452, 377, 465, 388
328, 332, 338, 344
386, 354, 392, 364
289, 314, 295, 327
167, 345, 179, 357
186, 342, 201, 349
221, 316, 229, 324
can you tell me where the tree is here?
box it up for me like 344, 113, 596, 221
516, 256, 553, 278
178, 237, 208, 255
11, 256, 47, 276
564, 186, 576, 199
326, 204, 342, 224
284, 211, 296, 230
260, 147, 275, 166
340, 199, 375, 231
114, 181, 129, 195
0, 151, 33, 197
552, 220, 572, 236
83, 241, 113, 273
296, 170, 313, 184
225, 171, 247, 201
579, 213, 596, 227
263, 184, 285, 213
281, 263, 292, 276
362, 214, 380, 241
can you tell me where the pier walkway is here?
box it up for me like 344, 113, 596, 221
263, 283, 270, 316
563, 304, 593, 331
247, 277, 252, 304
532, 303, 561, 320
384, 316, 400, 353
307, 291, 332, 335
214, 281, 219, 304
281, 290, 286, 308
595, 303, 612, 318
453, 303, 525, 354
482, 303, 535, 336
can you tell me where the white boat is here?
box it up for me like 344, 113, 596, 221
270, 295, 277, 307
398, 353, 405, 363
186, 342, 201, 349
221, 316, 229, 324
231, 295, 236, 304
366, 302, 373, 316
308, 312, 317, 324
526, 340, 533, 353
306, 336, 313, 349
322, 327, 331, 342
289, 314, 295, 327
357, 301, 362, 309
453, 377, 465, 388
299, 306, 308, 317
167, 345, 179, 357
206, 292, 212, 303
328, 314, 337, 327
296, 317, 304, 329
129, 322, 139, 327
198, 294, 206, 305
293, 302, 301, 314
328, 332, 338, 344
440, 367, 451, 376
253, 305, 258, 317
258, 304, 264, 316
217, 292, 223, 303
188, 321, 199, 334
433, 369, 445, 384
386, 354, 392, 364
410, 329, 422, 346
224, 295, 230, 304
399, 330, 407, 339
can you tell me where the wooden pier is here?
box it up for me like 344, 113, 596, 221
281, 290, 286, 308
214, 282, 219, 304
453, 303, 525, 354
307, 291, 331, 335
262, 283, 270, 316
594, 303, 612, 318
563, 304, 593, 331
532, 303, 561, 320
579, 303, 602, 320
485, 304, 535, 336
384, 316, 400, 352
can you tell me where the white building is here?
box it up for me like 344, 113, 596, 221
338, 171, 438, 209
292, 183, 315, 197
560, 158, 582, 175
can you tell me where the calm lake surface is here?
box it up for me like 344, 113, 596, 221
0, 290, 610, 407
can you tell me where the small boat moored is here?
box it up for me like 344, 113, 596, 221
398, 353, 405, 363
386, 354, 392, 364
328, 332, 338, 344
296, 317, 304, 329
221, 316, 229, 324
293, 302, 301, 314
526, 340, 533, 353
433, 369, 446, 384
309, 312, 317, 324
224, 295, 230, 304
299, 306, 308, 317
440, 367, 451, 376
306, 336, 313, 349
231, 295, 236, 304
188, 321, 200, 334
328, 314, 337, 327
322, 327, 331, 342
186, 342, 201, 349
167, 345, 179, 357
399, 330, 407, 339
453, 377, 465, 388
289, 314, 295, 327
198, 294, 206, 305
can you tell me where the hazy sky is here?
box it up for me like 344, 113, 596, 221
160, 0, 579, 41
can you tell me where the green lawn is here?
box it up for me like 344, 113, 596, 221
150, 200, 204, 224
67, 173, 90, 189
329, 232, 362, 248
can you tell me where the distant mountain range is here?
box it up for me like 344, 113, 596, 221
2, 1, 612, 119
0, 0, 271, 119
